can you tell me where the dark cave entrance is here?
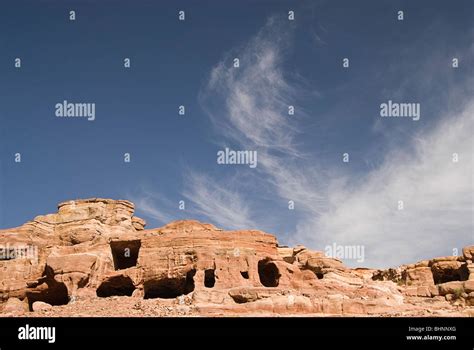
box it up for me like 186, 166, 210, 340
96, 275, 136, 297
110, 240, 141, 270
258, 259, 280, 287
26, 266, 69, 311
204, 269, 216, 288
144, 269, 196, 299
240, 271, 249, 279
432, 263, 469, 284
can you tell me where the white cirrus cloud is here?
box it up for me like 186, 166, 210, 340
128, 188, 175, 225
182, 171, 257, 230
299, 102, 474, 267
196, 16, 473, 268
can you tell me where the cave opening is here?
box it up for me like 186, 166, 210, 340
258, 259, 280, 287
26, 266, 69, 311
432, 263, 469, 284
204, 269, 215, 288
144, 269, 196, 299
96, 275, 136, 297
315, 272, 324, 279
240, 271, 249, 279
110, 240, 141, 270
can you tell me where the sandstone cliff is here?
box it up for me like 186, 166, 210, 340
0, 198, 472, 316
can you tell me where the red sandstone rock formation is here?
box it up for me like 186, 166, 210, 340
0, 198, 472, 317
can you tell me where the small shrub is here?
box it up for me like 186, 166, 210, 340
453, 288, 463, 300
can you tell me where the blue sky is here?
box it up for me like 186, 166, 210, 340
1, 0, 473, 267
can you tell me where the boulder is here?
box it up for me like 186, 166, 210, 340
404, 267, 434, 285
2, 298, 27, 313
294, 248, 345, 277
463, 280, 474, 293
32, 301, 53, 311
132, 217, 146, 231
438, 281, 464, 296
463, 246, 474, 260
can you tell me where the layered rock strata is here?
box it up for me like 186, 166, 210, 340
0, 198, 472, 316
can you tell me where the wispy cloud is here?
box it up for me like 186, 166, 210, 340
183, 172, 257, 230
128, 188, 175, 225
302, 102, 474, 267
199, 17, 327, 215
133, 16, 472, 268
199, 17, 302, 156
197, 16, 474, 267
184, 17, 327, 232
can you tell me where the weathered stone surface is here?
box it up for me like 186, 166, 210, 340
463, 246, 474, 260
132, 217, 146, 231
404, 267, 434, 285
415, 260, 430, 268
438, 281, 464, 296
0, 198, 472, 317
467, 263, 474, 280
467, 293, 474, 306
405, 286, 432, 297
2, 298, 27, 313
429, 285, 439, 297
431, 261, 469, 284
463, 280, 474, 293
277, 247, 296, 264
431, 256, 461, 263
32, 301, 53, 311
293, 247, 345, 278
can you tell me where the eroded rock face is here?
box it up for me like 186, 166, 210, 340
373, 250, 472, 304
0, 198, 472, 316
